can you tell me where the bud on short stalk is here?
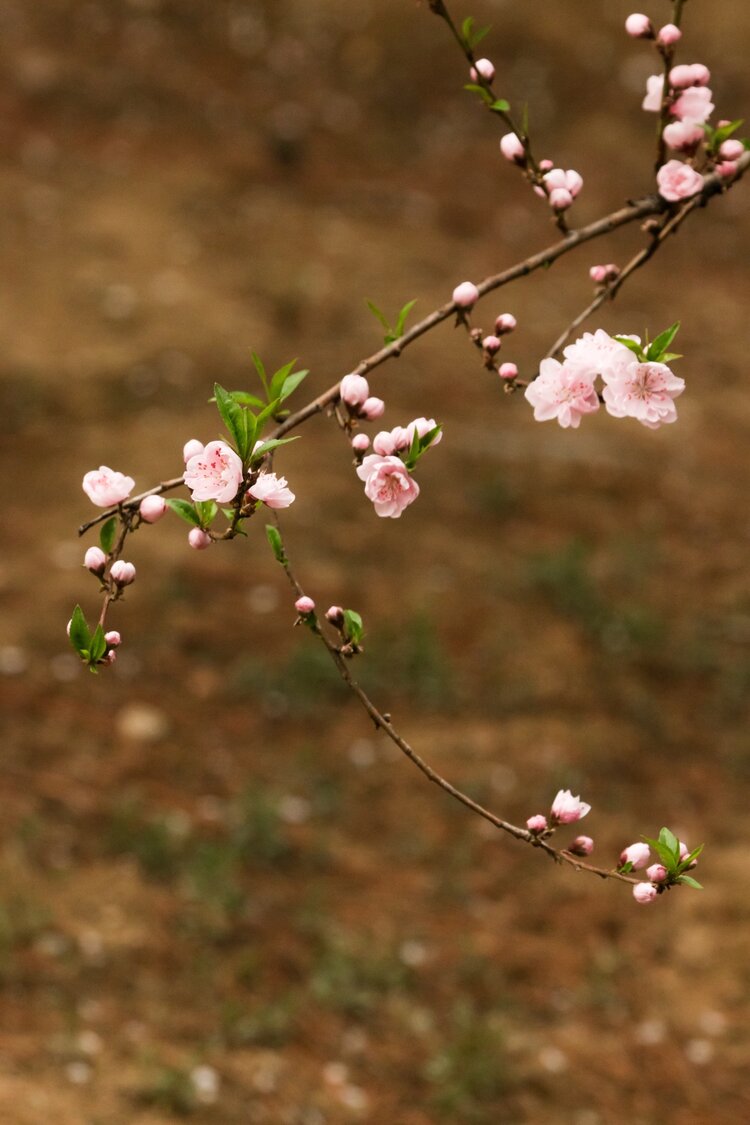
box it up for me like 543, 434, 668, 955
498, 363, 518, 380
499, 132, 525, 164
360, 397, 385, 421
188, 528, 212, 550
657, 24, 681, 47
295, 596, 315, 615
340, 373, 370, 408
494, 313, 517, 335
482, 335, 502, 356
568, 835, 594, 857
105, 630, 121, 648
139, 495, 167, 523
351, 433, 370, 453
325, 605, 345, 628
84, 546, 107, 576
620, 842, 651, 870
452, 281, 480, 310
632, 882, 659, 904
110, 560, 136, 587
526, 814, 548, 834
470, 58, 495, 82
625, 13, 653, 39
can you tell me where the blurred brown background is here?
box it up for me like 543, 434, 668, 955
1, 1, 750, 1121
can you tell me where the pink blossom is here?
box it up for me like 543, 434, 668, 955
642, 74, 665, 112
719, 139, 744, 161
716, 160, 738, 178
351, 433, 370, 453
373, 427, 410, 456
498, 362, 518, 380
548, 187, 573, 212
495, 312, 517, 334
563, 330, 638, 383
340, 373, 370, 407
538, 158, 553, 172
110, 560, 136, 587
356, 454, 420, 518
671, 85, 714, 124
139, 495, 167, 523
183, 439, 204, 463
662, 120, 704, 152
361, 396, 385, 421
603, 358, 685, 429
105, 630, 121, 647
589, 264, 620, 284
246, 471, 295, 509
184, 441, 244, 504
406, 417, 442, 447
524, 357, 600, 429
325, 605, 344, 626
657, 23, 681, 47
526, 814, 548, 834
470, 58, 495, 82
82, 466, 135, 507
188, 528, 212, 550
295, 596, 315, 615
632, 882, 659, 904
544, 167, 583, 198
84, 546, 107, 575
452, 281, 480, 309
656, 159, 704, 202
499, 132, 525, 163
568, 835, 594, 857
670, 63, 710, 89
646, 863, 668, 883
482, 335, 502, 355
625, 13, 652, 38
550, 789, 591, 825
620, 842, 651, 870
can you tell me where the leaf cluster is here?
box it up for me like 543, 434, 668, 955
366, 299, 417, 346
614, 321, 682, 365
68, 605, 108, 672
641, 826, 704, 889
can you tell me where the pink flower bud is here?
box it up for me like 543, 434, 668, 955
295, 596, 315, 615
110, 560, 136, 586
646, 863, 668, 883
548, 187, 573, 211
662, 120, 704, 152
183, 439, 205, 463
679, 840, 698, 868
105, 630, 121, 647
657, 23, 681, 46
568, 835, 594, 857
103, 650, 117, 666
498, 362, 518, 380
538, 158, 554, 172
669, 63, 710, 89
620, 842, 651, 870
632, 882, 659, 904
589, 265, 608, 284
526, 814, 548, 834
470, 58, 495, 82
716, 160, 738, 178
499, 132, 525, 164
550, 789, 591, 825
494, 313, 517, 335
352, 433, 370, 453
482, 335, 502, 355
625, 13, 653, 38
188, 528, 212, 550
360, 396, 385, 421
325, 605, 345, 627
340, 373, 370, 408
139, 495, 167, 523
719, 139, 744, 161
452, 281, 480, 309
84, 546, 107, 575
690, 63, 711, 87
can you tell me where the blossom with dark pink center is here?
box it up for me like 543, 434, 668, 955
356, 454, 420, 518
82, 466, 135, 507
246, 471, 295, 509
524, 357, 600, 429
602, 359, 685, 429
184, 441, 244, 504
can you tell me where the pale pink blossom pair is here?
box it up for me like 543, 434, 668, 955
184, 441, 295, 509
356, 454, 420, 518
82, 466, 135, 507
340, 374, 385, 420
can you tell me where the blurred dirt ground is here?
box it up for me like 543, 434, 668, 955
1, 1, 750, 1122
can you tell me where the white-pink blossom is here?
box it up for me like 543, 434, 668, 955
620, 842, 652, 870
499, 362, 518, 380
356, 454, 420, 518
524, 358, 600, 429
452, 281, 480, 309
642, 74, 665, 112
656, 159, 704, 202
550, 789, 591, 825
82, 466, 135, 507
84, 546, 107, 575
625, 13, 652, 38
671, 85, 714, 124
139, 495, 167, 523
632, 882, 659, 904
470, 58, 495, 82
602, 358, 685, 429
499, 132, 525, 163
563, 329, 637, 381
246, 471, 295, 509
663, 120, 704, 151
670, 63, 710, 90
184, 441, 244, 503
340, 373, 370, 408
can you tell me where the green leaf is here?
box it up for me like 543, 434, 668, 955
89, 624, 108, 664
646, 322, 680, 363
659, 826, 680, 860
366, 299, 391, 334
269, 359, 297, 401
278, 369, 309, 404
713, 118, 744, 146
166, 498, 202, 527
395, 299, 417, 337
99, 517, 117, 554
265, 524, 286, 564
642, 835, 679, 870
614, 336, 645, 359
251, 351, 269, 395
660, 352, 682, 363
195, 500, 218, 527
214, 382, 252, 459
251, 436, 299, 460
229, 390, 266, 408
254, 396, 282, 438
460, 16, 490, 49
677, 874, 703, 890
68, 605, 91, 657
343, 609, 364, 646
463, 83, 493, 105
490, 99, 510, 113
619, 860, 634, 875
